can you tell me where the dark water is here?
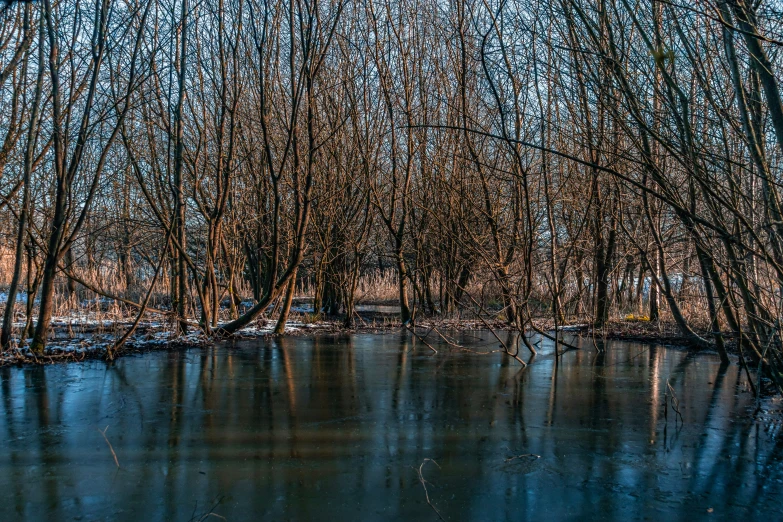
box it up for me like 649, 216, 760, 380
0, 333, 781, 521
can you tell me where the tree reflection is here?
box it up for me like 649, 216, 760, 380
0, 337, 779, 520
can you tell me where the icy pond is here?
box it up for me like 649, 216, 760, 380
0, 333, 781, 520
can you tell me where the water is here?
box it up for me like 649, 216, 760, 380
0, 333, 781, 521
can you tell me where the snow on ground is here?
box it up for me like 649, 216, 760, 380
0, 303, 568, 365
558, 324, 588, 331
0, 311, 339, 365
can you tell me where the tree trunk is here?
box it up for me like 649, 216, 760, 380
274, 267, 298, 334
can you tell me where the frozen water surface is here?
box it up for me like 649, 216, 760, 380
0, 333, 781, 521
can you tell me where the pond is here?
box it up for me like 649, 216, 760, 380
0, 332, 781, 520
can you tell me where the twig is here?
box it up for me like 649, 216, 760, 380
428, 326, 463, 348
665, 380, 684, 425
406, 323, 438, 353
189, 496, 226, 522
99, 425, 120, 468
528, 322, 582, 353
458, 289, 528, 365
420, 324, 506, 356
415, 458, 445, 521
504, 453, 540, 463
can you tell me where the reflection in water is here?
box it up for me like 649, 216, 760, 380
0, 334, 780, 520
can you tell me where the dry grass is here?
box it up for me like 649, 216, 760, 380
0, 247, 16, 288
0, 247, 718, 344
354, 270, 401, 303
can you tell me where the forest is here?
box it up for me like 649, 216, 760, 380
0, 0, 781, 389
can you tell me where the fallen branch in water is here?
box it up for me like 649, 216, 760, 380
527, 322, 582, 354
456, 288, 529, 365
504, 453, 540, 463
99, 425, 120, 468
189, 496, 227, 522
415, 458, 445, 521
664, 379, 684, 425
415, 323, 507, 357
406, 323, 438, 353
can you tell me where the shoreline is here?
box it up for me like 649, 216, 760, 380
0, 314, 732, 368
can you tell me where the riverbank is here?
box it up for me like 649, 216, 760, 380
0, 309, 730, 368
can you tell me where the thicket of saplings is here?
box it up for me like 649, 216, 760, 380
0, 0, 780, 391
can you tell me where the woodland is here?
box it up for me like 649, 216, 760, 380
0, 0, 781, 390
